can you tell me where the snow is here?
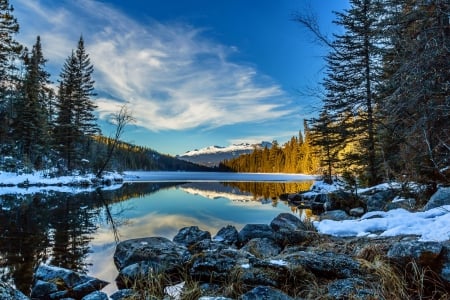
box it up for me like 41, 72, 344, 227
315, 204, 450, 242
0, 171, 123, 194
179, 142, 270, 157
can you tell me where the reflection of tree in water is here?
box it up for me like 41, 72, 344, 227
224, 181, 313, 201
0, 182, 180, 295
0, 194, 50, 293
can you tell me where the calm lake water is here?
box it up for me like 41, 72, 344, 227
0, 172, 313, 295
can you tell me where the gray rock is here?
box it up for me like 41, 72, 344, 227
239, 286, 294, 300
241, 238, 282, 258
213, 225, 239, 245
349, 207, 365, 217
81, 291, 109, 300
33, 264, 109, 299
30, 280, 58, 298
365, 190, 395, 211
423, 187, 450, 210
110, 288, 135, 300
189, 239, 231, 254
173, 225, 211, 246
270, 213, 306, 232
320, 209, 352, 221
387, 241, 443, 265
239, 258, 290, 288
280, 251, 360, 278
113, 236, 190, 270
0, 281, 30, 300
386, 198, 416, 211
238, 224, 275, 245
327, 278, 374, 299
190, 248, 253, 282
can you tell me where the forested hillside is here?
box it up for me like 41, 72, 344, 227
226, 1, 449, 186
0, 1, 207, 174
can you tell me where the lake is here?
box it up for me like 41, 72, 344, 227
0, 172, 314, 295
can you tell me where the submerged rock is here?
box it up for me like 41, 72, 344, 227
32, 264, 108, 299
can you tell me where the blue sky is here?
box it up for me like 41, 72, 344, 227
13, 0, 348, 155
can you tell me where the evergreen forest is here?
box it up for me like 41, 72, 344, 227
0, 0, 208, 175
224, 0, 450, 186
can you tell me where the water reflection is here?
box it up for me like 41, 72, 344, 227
0, 180, 312, 296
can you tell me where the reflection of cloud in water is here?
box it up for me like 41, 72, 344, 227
87, 211, 244, 292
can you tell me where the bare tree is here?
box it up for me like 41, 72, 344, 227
96, 104, 135, 178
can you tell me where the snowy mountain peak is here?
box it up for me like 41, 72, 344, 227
178, 142, 272, 167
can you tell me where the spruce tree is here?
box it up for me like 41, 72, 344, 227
0, 0, 22, 144
321, 0, 384, 185
15, 36, 52, 168
54, 36, 98, 171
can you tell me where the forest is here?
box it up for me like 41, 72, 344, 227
0, 0, 208, 175
224, 0, 450, 186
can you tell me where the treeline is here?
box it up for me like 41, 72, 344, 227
300, 0, 450, 185
220, 123, 320, 174
0, 1, 203, 174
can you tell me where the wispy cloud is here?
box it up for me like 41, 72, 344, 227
14, 0, 294, 131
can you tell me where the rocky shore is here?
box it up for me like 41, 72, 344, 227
2, 184, 450, 299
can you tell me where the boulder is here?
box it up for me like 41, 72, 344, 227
110, 289, 135, 300
270, 213, 306, 232
81, 291, 109, 300
239, 286, 294, 300
213, 225, 239, 245
190, 248, 254, 282
113, 236, 190, 270
279, 251, 361, 279
238, 224, 275, 245
387, 241, 443, 267
423, 187, 450, 211
32, 264, 109, 299
365, 190, 395, 212
241, 238, 282, 258
173, 226, 211, 246
320, 210, 352, 221
327, 278, 374, 299
239, 258, 290, 288
0, 281, 29, 300
441, 242, 450, 283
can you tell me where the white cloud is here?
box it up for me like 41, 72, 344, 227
14, 0, 294, 131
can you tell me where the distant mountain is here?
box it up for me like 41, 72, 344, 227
177, 142, 272, 167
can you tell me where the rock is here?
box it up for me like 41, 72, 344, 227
0, 281, 29, 300
110, 289, 135, 300
173, 226, 211, 246
387, 241, 443, 267
238, 224, 275, 245
199, 297, 233, 300
365, 190, 395, 212
239, 258, 290, 288
386, 197, 416, 211
327, 278, 374, 299
423, 187, 450, 210
190, 248, 253, 282
113, 236, 190, 270
349, 207, 365, 217
81, 291, 109, 300
116, 261, 165, 289
213, 225, 239, 245
441, 242, 450, 283
270, 213, 306, 232
189, 239, 231, 254
325, 190, 364, 212
241, 238, 282, 258
32, 264, 109, 299
239, 286, 294, 300
280, 251, 361, 279
320, 210, 352, 221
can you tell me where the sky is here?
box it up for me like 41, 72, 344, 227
13, 0, 349, 155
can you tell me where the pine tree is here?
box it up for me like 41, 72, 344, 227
321, 0, 385, 185
14, 36, 52, 168
54, 36, 98, 171
0, 0, 22, 144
